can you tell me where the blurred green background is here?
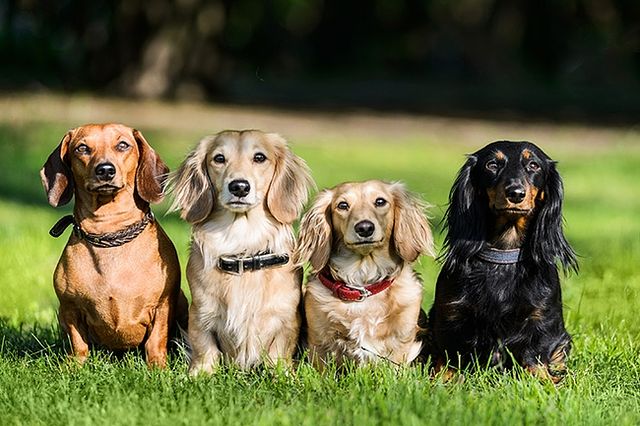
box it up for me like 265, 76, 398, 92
2, 0, 640, 120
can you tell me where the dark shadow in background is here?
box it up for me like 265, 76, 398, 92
1, 0, 639, 124
0, 317, 65, 358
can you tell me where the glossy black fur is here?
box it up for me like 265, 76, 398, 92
427, 141, 578, 377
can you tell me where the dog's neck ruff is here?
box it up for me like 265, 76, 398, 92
49, 211, 154, 248
318, 269, 394, 302
217, 252, 290, 275
476, 246, 521, 264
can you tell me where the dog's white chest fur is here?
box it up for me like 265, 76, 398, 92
305, 265, 423, 366
187, 212, 300, 370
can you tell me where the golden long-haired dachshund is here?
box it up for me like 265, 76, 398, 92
40, 123, 187, 368
170, 130, 314, 373
295, 180, 434, 368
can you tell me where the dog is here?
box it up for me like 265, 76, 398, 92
169, 130, 313, 373
295, 181, 434, 368
40, 123, 188, 368
427, 141, 578, 383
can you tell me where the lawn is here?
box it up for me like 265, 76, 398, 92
0, 95, 639, 425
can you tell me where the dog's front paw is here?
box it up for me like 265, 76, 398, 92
188, 359, 219, 376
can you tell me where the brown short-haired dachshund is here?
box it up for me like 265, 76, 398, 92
427, 141, 578, 383
40, 123, 188, 368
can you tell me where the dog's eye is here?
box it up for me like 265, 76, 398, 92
253, 152, 267, 163
486, 160, 499, 172
374, 197, 387, 207
213, 154, 226, 164
75, 144, 90, 154
116, 141, 130, 151
337, 201, 349, 211
528, 161, 540, 171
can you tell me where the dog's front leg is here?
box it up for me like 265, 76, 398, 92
145, 301, 170, 369
59, 305, 90, 364
265, 326, 298, 367
188, 308, 222, 375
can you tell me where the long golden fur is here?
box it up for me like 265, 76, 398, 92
296, 180, 434, 368
40, 123, 187, 368
170, 130, 313, 373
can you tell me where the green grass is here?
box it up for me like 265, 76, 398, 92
1, 110, 640, 425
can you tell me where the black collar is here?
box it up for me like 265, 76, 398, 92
476, 247, 521, 264
49, 211, 154, 248
217, 252, 290, 275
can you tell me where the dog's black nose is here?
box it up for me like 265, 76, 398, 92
228, 179, 251, 198
95, 163, 116, 181
506, 186, 526, 204
354, 220, 375, 238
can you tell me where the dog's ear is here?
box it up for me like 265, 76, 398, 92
168, 136, 215, 224
266, 134, 315, 224
529, 161, 578, 273
40, 131, 74, 207
442, 155, 487, 271
295, 189, 333, 272
133, 129, 169, 204
391, 183, 434, 262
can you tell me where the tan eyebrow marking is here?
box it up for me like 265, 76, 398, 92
495, 150, 505, 160
522, 149, 531, 160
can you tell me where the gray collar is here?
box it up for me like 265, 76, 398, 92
476, 247, 521, 264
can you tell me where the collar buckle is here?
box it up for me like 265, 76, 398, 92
353, 286, 372, 302
218, 256, 243, 276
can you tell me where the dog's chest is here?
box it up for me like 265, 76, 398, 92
457, 263, 539, 326
56, 241, 163, 322
320, 296, 397, 362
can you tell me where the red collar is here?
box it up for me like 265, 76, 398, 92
318, 269, 394, 302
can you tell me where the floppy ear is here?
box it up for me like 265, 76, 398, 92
168, 136, 215, 224
442, 155, 487, 271
295, 189, 333, 272
40, 131, 74, 207
133, 129, 169, 204
266, 134, 315, 224
529, 161, 578, 273
391, 183, 435, 262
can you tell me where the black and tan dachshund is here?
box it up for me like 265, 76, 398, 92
427, 141, 578, 383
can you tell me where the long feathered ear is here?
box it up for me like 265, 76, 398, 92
442, 155, 487, 271
529, 161, 578, 273
133, 129, 169, 204
391, 183, 434, 262
294, 189, 333, 272
266, 134, 315, 224
40, 131, 74, 207
168, 136, 215, 224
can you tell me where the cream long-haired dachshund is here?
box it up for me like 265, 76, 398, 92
295, 181, 434, 368
170, 130, 313, 373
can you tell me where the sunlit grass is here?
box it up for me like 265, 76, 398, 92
1, 118, 639, 425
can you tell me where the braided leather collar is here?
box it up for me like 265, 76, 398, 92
476, 247, 521, 264
217, 252, 290, 275
49, 211, 154, 248
318, 269, 394, 302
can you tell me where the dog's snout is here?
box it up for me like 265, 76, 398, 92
354, 220, 375, 238
95, 162, 116, 181
505, 185, 526, 204
228, 179, 251, 198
